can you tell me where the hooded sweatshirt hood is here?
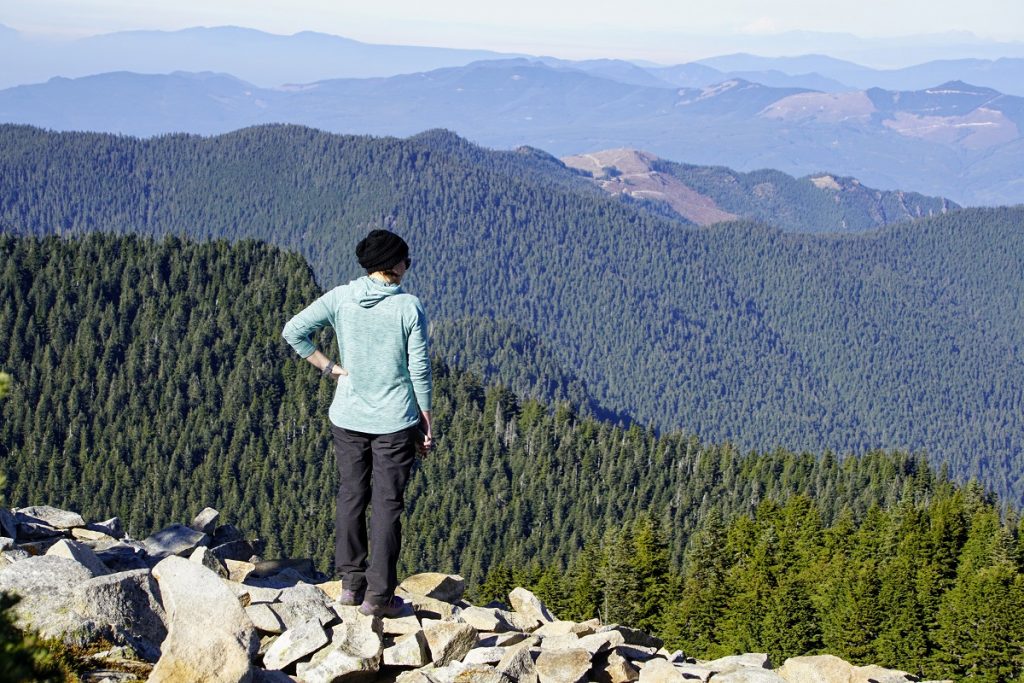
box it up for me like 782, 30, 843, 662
357, 275, 404, 308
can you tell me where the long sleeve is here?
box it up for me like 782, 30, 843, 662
282, 290, 336, 359
406, 300, 432, 411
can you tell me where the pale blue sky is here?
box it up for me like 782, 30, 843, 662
3, 0, 1022, 62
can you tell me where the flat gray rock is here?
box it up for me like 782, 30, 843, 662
275, 582, 337, 629
383, 630, 430, 667
15, 505, 86, 529
263, 617, 329, 670
46, 539, 110, 577
88, 517, 125, 539
0, 555, 99, 641
148, 555, 258, 683
143, 524, 209, 558
424, 621, 478, 666
95, 542, 149, 572
398, 573, 466, 603
535, 647, 593, 683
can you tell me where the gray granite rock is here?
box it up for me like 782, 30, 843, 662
463, 646, 508, 665
95, 542, 149, 572
710, 669, 787, 683
70, 568, 168, 662
424, 622, 478, 666
46, 539, 110, 576
594, 651, 640, 683
148, 555, 258, 683
246, 603, 286, 634
0, 555, 98, 637
263, 617, 329, 670
638, 659, 687, 682
497, 640, 539, 682
509, 587, 555, 627
427, 661, 508, 683
0, 509, 17, 538
459, 605, 516, 632
88, 517, 125, 539
189, 545, 228, 579
190, 507, 220, 535
143, 524, 209, 558
599, 625, 663, 650
383, 613, 423, 636
535, 647, 592, 683
275, 582, 337, 629
703, 654, 771, 671
15, 521, 64, 540
295, 616, 383, 683
576, 630, 625, 656
384, 629, 431, 667
398, 573, 466, 604
15, 505, 86, 529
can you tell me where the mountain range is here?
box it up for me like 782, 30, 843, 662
1, 61, 1020, 205
2, 24, 1024, 92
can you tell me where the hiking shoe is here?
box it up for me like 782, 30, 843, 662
338, 588, 365, 606
358, 595, 407, 618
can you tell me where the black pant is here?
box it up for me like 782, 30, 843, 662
331, 423, 418, 604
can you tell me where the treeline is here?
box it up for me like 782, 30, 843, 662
1, 125, 1023, 502
483, 488, 1024, 682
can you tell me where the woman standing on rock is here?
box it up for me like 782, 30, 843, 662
282, 229, 432, 617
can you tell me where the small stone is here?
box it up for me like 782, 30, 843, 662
424, 622, 478, 666
463, 646, 507, 665
398, 573, 466, 603
246, 603, 286, 634
263, 617, 330, 670
142, 524, 209, 558
15, 505, 86, 529
535, 647, 592, 683
190, 507, 220, 535
148, 555, 258, 683
638, 658, 686, 682
383, 630, 430, 667
225, 558, 257, 582
188, 546, 228, 579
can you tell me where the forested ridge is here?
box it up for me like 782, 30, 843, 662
2, 233, 1023, 680
1, 124, 1023, 504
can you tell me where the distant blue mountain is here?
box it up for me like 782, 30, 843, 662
0, 61, 1020, 206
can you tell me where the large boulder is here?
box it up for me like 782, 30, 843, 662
638, 659, 687, 682
148, 555, 258, 683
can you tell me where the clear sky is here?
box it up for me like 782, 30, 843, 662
3, 0, 1022, 62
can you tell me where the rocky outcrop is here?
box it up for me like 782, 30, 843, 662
0, 504, 954, 683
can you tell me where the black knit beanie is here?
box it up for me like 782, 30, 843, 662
356, 229, 409, 273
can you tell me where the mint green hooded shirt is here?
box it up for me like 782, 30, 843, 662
282, 276, 432, 434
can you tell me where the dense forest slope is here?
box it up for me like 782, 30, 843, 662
1, 234, 1022, 681
1, 125, 1023, 503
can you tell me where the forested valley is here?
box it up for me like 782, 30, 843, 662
1, 233, 1023, 680
1, 124, 1023, 503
